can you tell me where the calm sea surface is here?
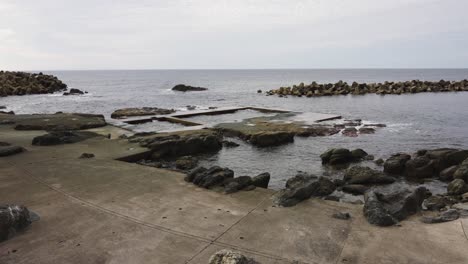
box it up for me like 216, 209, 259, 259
2, 69, 468, 191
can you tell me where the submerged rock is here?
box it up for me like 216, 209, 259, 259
276, 176, 336, 207
172, 84, 208, 92
0, 205, 33, 242
249, 131, 294, 147
344, 166, 395, 185
222, 140, 240, 148
110, 107, 175, 119
208, 249, 258, 264
363, 187, 430, 226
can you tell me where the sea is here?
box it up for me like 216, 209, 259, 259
2, 69, 468, 192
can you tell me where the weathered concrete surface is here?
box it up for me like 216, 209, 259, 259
1, 125, 468, 264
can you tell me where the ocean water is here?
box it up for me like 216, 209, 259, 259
2, 69, 468, 190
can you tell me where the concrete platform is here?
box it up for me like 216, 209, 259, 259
0, 125, 467, 264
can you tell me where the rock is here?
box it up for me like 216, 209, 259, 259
285, 172, 317, 188
363, 187, 430, 226
425, 148, 463, 172
186, 166, 234, 189
350, 149, 368, 160
257, 89, 262, 93
32, 131, 100, 146
0, 71, 67, 97
172, 84, 208, 92
79, 153, 95, 159
208, 249, 258, 264
342, 184, 369, 195
249, 131, 294, 147
222, 140, 240, 148
342, 127, 358, 137
447, 179, 467, 195
364, 123, 387, 128
453, 159, 468, 181
149, 134, 222, 159
0, 142, 10, 146
404, 156, 435, 179
0, 205, 32, 242
63, 88, 85, 95
423, 196, 456, 211
224, 176, 253, 194
0, 145, 24, 157
375, 158, 384, 166
383, 153, 411, 174
252, 172, 270, 188
320, 148, 353, 165
439, 166, 458, 182
275, 177, 336, 207
358, 127, 376, 134
4, 113, 107, 131
344, 166, 396, 185
332, 212, 351, 220
421, 209, 459, 224
111, 107, 175, 119
175, 156, 199, 170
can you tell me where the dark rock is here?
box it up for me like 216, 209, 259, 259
224, 176, 253, 194
375, 158, 384, 166
358, 127, 376, 134
79, 153, 95, 159
249, 131, 294, 147
404, 156, 435, 179
363, 187, 430, 226
208, 249, 258, 264
344, 166, 395, 185
252, 172, 270, 188
447, 179, 467, 195
350, 149, 368, 160
63, 88, 85, 95
453, 159, 468, 181
0, 205, 32, 242
175, 156, 198, 170
185, 167, 207, 182
149, 134, 222, 159
172, 84, 208, 92
342, 184, 369, 195
439, 165, 458, 182
187, 166, 234, 189
257, 90, 262, 93
383, 153, 411, 174
285, 172, 317, 188
320, 148, 353, 165
421, 209, 459, 224
425, 148, 462, 172
342, 127, 358, 137
111, 107, 175, 119
423, 196, 456, 211
332, 212, 351, 220
32, 131, 99, 146
7, 113, 107, 131
364, 123, 387, 128
276, 177, 336, 207
0, 145, 24, 157
0, 71, 67, 97
222, 140, 240, 148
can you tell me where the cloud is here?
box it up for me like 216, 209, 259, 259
0, 0, 467, 70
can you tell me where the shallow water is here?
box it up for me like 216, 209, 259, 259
2, 69, 468, 191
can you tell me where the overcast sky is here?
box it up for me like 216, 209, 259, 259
1, 0, 468, 70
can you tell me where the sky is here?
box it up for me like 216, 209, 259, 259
1, 0, 468, 70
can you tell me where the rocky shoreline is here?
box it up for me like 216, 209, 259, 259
265, 79, 468, 97
0, 71, 67, 97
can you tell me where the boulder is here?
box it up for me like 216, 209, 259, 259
172, 84, 208, 92
249, 131, 294, 147
344, 166, 395, 185
439, 166, 458, 182
0, 145, 24, 157
252, 172, 270, 188
421, 209, 459, 224
350, 149, 368, 160
0, 205, 32, 242
342, 127, 358, 137
32, 131, 99, 146
404, 156, 435, 179
342, 184, 369, 195
320, 148, 354, 165
447, 179, 467, 195
425, 148, 464, 172
423, 196, 456, 211
383, 153, 411, 174
149, 134, 222, 159
111, 107, 175, 119
363, 187, 430, 226
175, 156, 199, 170
186, 166, 234, 189
63, 88, 85, 95
275, 177, 336, 207
224, 176, 253, 194
208, 249, 258, 264
453, 159, 468, 181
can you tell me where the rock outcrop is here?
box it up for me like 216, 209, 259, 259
0, 205, 33, 242
146, 133, 222, 159
344, 166, 395, 185
266, 79, 468, 98
172, 84, 208, 92
185, 166, 234, 189
383, 153, 411, 174
249, 131, 294, 147
110, 107, 175, 119
275, 174, 336, 207
320, 148, 369, 165
0, 71, 67, 97
363, 187, 430, 226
